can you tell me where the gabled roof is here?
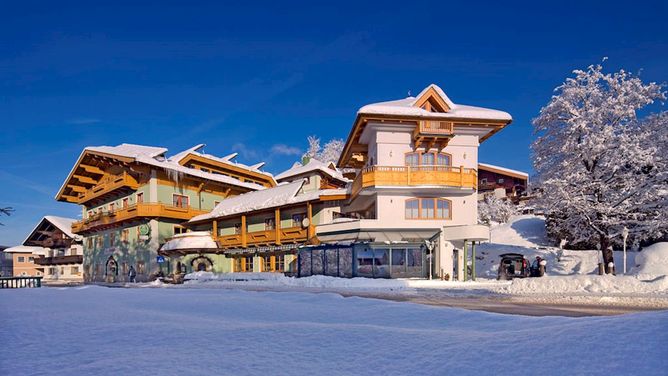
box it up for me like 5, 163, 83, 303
168, 144, 273, 176
189, 180, 348, 223
274, 158, 349, 183
358, 84, 512, 122
23, 216, 81, 244
56, 143, 270, 202
478, 163, 529, 180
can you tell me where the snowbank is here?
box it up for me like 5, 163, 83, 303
184, 271, 505, 291
632, 242, 668, 277
499, 274, 668, 296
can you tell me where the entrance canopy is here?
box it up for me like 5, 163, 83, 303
159, 232, 221, 256
441, 224, 490, 242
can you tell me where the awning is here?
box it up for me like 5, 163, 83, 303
224, 244, 299, 256
159, 231, 223, 255
441, 224, 490, 242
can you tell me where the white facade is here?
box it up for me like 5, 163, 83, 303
318, 83, 512, 280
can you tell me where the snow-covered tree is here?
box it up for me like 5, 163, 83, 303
301, 136, 321, 164
301, 135, 345, 164
319, 139, 345, 163
532, 62, 667, 273
478, 195, 516, 224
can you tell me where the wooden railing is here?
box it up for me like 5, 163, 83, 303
0, 276, 43, 288
352, 165, 477, 197
417, 120, 454, 135
34, 255, 83, 266
217, 226, 308, 249
72, 203, 209, 233
76, 172, 140, 204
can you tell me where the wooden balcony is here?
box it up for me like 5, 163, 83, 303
352, 165, 477, 197
34, 255, 83, 266
415, 120, 454, 136
72, 203, 209, 234
75, 172, 140, 204
217, 226, 308, 249
413, 120, 454, 150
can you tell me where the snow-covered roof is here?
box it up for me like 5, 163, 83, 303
87, 144, 168, 159
57, 144, 269, 200
190, 180, 348, 222
3, 245, 48, 256
358, 84, 512, 122
160, 231, 218, 251
274, 158, 349, 183
41, 216, 80, 241
478, 163, 529, 179
168, 144, 274, 177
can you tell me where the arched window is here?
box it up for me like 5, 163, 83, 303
405, 153, 419, 167
405, 198, 452, 220
405, 199, 419, 219
436, 199, 451, 219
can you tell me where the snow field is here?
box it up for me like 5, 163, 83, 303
1, 286, 667, 376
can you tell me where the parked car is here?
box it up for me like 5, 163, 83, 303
497, 253, 530, 280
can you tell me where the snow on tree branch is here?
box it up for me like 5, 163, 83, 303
532, 62, 667, 260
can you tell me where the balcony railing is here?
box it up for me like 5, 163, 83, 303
217, 226, 308, 249
76, 172, 140, 204
72, 203, 209, 234
352, 165, 477, 197
34, 255, 83, 266
416, 120, 454, 136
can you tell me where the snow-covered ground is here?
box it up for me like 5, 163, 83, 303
1, 286, 667, 376
179, 216, 668, 301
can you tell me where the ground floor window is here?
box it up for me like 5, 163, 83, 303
137, 261, 145, 274
262, 255, 271, 272
356, 248, 390, 278
234, 256, 254, 272
276, 254, 285, 272
71, 266, 79, 274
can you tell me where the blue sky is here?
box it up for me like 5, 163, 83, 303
1, 1, 666, 245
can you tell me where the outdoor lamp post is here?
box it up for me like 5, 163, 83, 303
622, 227, 629, 274
424, 240, 435, 280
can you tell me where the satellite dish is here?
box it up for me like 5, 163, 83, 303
301, 218, 310, 228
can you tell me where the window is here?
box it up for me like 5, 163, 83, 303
422, 153, 435, 166
121, 229, 129, 243
498, 178, 505, 184
235, 256, 254, 272
86, 237, 93, 249
109, 202, 115, 212
109, 232, 116, 245
276, 254, 285, 272
174, 226, 187, 235
405, 151, 452, 167
71, 266, 79, 274
36, 271, 42, 276
234, 223, 242, 235
136, 192, 144, 203
292, 213, 305, 228
17, 256, 25, 263
405, 152, 419, 167
406, 198, 452, 220
60, 267, 65, 275
122, 198, 129, 209
49, 267, 56, 275
70, 247, 77, 256
405, 199, 419, 219
421, 198, 435, 218
437, 153, 451, 166
263, 255, 272, 272
264, 218, 275, 231
481, 178, 488, 185
173, 194, 189, 208
436, 199, 451, 219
